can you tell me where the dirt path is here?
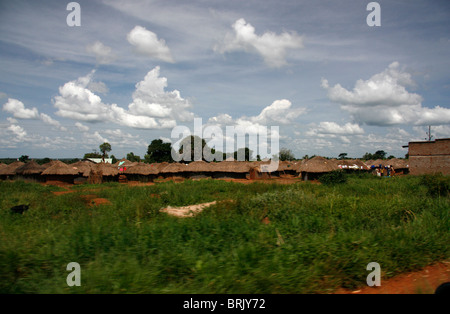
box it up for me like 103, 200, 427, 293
334, 260, 450, 294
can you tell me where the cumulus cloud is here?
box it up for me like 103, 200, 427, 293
87, 81, 109, 94
54, 67, 194, 129
86, 41, 117, 64
7, 124, 28, 142
322, 62, 450, 126
215, 18, 303, 68
40, 113, 67, 131
129, 66, 194, 122
307, 122, 365, 136
127, 26, 174, 63
75, 122, 89, 132
53, 70, 111, 122
3, 98, 39, 119
250, 99, 305, 125
204, 99, 303, 157
208, 99, 304, 127
2, 98, 67, 131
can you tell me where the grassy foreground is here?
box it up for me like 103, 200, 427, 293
0, 175, 448, 293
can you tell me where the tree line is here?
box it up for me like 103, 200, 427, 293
3, 140, 404, 165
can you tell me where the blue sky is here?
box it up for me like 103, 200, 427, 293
1, 0, 449, 159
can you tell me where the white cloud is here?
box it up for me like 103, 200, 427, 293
250, 99, 305, 125
7, 117, 18, 124
53, 67, 194, 129
127, 26, 174, 63
207, 113, 234, 126
86, 41, 117, 64
40, 113, 67, 131
322, 62, 450, 126
54, 70, 111, 122
215, 18, 303, 68
3, 98, 39, 119
129, 66, 194, 122
208, 99, 305, 127
75, 122, 89, 132
7, 124, 27, 141
2, 98, 67, 131
88, 81, 109, 94
308, 122, 365, 136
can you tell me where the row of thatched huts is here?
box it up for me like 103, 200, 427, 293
0, 156, 409, 184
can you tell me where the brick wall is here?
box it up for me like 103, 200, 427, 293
408, 138, 450, 175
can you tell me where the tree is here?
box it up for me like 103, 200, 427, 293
145, 139, 173, 163
279, 148, 295, 161
110, 155, 118, 164
177, 135, 210, 163
338, 153, 348, 160
373, 150, 387, 160
127, 152, 141, 162
99, 142, 112, 160
19, 155, 29, 162
83, 151, 102, 159
234, 147, 253, 161
362, 152, 373, 160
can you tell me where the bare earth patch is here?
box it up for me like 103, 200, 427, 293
80, 194, 112, 207
334, 260, 450, 294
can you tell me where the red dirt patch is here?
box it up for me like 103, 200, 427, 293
334, 261, 450, 294
80, 194, 112, 207
51, 190, 76, 195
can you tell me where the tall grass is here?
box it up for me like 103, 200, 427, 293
0, 176, 448, 293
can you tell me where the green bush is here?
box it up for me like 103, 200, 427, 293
420, 174, 449, 197
319, 171, 348, 185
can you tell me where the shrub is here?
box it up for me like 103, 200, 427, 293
420, 174, 449, 197
319, 171, 347, 185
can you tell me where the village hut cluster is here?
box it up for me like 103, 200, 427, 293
0, 156, 410, 185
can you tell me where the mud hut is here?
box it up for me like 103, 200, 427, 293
70, 161, 93, 177
41, 160, 79, 184
158, 162, 189, 180
298, 156, 340, 181
213, 161, 251, 179
91, 162, 119, 183
0, 161, 25, 180
185, 161, 216, 179
14, 160, 46, 181
124, 162, 159, 182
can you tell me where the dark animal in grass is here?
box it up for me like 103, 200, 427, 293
435, 282, 450, 295
10, 204, 30, 214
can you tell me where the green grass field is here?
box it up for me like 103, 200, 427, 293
0, 175, 449, 293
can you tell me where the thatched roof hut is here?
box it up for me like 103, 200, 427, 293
41, 160, 79, 176
185, 161, 216, 172
15, 160, 46, 175
70, 161, 93, 176
299, 156, 339, 173
91, 162, 119, 176
214, 161, 251, 173
159, 162, 189, 174
0, 161, 25, 176
387, 158, 409, 169
125, 162, 159, 175
0, 163, 7, 169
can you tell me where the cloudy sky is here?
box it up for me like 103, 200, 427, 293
1, 0, 449, 159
